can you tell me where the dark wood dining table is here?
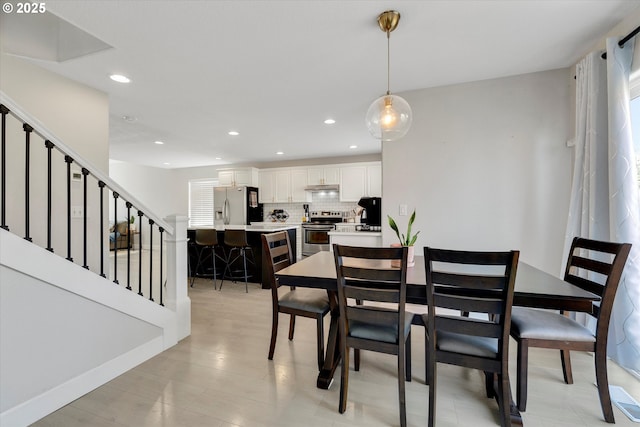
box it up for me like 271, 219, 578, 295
275, 250, 600, 425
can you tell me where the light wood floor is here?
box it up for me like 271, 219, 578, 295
33, 277, 640, 427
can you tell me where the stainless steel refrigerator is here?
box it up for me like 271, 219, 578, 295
214, 186, 263, 225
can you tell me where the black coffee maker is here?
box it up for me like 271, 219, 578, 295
357, 197, 382, 230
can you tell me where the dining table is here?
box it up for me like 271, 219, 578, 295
275, 250, 600, 426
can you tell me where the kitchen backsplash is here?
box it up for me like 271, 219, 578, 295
262, 192, 357, 223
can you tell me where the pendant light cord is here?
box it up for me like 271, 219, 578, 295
386, 30, 391, 96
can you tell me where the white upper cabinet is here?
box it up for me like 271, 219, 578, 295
258, 170, 275, 203
218, 167, 258, 187
340, 165, 367, 202
289, 168, 310, 202
367, 163, 382, 197
259, 168, 310, 203
308, 166, 340, 185
339, 162, 382, 202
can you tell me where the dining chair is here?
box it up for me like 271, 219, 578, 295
423, 247, 519, 427
190, 229, 225, 289
510, 237, 631, 423
261, 232, 330, 371
333, 244, 414, 427
220, 229, 255, 293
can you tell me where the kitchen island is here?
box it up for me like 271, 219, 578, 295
188, 224, 298, 289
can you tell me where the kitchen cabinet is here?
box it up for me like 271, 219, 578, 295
367, 163, 382, 197
339, 165, 367, 202
259, 168, 310, 203
258, 170, 275, 203
339, 162, 381, 201
329, 231, 382, 249
218, 167, 258, 187
308, 166, 340, 185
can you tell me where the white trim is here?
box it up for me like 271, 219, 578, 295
0, 337, 164, 427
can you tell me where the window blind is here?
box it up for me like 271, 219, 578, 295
188, 180, 216, 227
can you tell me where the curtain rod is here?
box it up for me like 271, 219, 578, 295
601, 25, 640, 59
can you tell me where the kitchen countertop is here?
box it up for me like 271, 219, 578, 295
188, 224, 299, 232
328, 231, 382, 236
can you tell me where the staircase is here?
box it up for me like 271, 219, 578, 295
0, 92, 191, 427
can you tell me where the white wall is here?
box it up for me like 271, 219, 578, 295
383, 69, 572, 273
0, 53, 109, 270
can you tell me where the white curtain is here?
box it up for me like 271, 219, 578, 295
565, 38, 640, 372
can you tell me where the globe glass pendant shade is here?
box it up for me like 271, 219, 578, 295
365, 94, 412, 141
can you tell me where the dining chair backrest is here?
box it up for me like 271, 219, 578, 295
423, 247, 519, 427
333, 244, 409, 348
195, 228, 217, 246
262, 231, 294, 292
424, 248, 519, 368
333, 244, 412, 426
563, 237, 632, 336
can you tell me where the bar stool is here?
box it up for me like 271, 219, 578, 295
190, 229, 225, 289
220, 229, 255, 293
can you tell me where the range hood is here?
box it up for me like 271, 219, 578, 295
304, 184, 340, 192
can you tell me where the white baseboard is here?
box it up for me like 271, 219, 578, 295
0, 336, 164, 427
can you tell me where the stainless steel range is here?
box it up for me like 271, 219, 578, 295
302, 211, 343, 257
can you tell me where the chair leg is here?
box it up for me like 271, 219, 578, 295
516, 339, 529, 412
268, 311, 278, 360
560, 349, 573, 384
241, 248, 248, 293
190, 246, 204, 287
595, 345, 615, 423
398, 337, 407, 427
316, 315, 325, 371
485, 371, 494, 398
354, 348, 360, 371
405, 331, 412, 382
428, 352, 436, 427
288, 315, 296, 340
496, 372, 512, 427
219, 248, 233, 291
339, 344, 350, 414
211, 246, 217, 290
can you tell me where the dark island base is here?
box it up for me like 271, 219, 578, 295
187, 228, 297, 289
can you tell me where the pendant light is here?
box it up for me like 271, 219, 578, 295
365, 10, 412, 141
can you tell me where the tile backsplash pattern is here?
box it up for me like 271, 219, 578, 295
262, 192, 358, 223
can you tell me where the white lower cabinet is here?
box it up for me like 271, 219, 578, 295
329, 232, 382, 249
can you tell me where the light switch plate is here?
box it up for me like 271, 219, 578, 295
399, 204, 408, 216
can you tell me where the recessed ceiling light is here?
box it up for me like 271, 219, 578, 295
324, 119, 336, 125
122, 115, 137, 122
154, 140, 164, 145
349, 145, 358, 149
276, 151, 284, 155
228, 131, 239, 136
110, 74, 131, 83
215, 157, 222, 160
163, 162, 170, 165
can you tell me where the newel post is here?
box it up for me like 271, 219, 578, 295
163, 214, 191, 341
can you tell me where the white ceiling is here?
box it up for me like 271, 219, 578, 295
4, 0, 640, 169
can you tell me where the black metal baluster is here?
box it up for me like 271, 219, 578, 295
0, 104, 9, 231
82, 168, 89, 269
23, 124, 33, 242
112, 191, 119, 284
99, 181, 106, 277
148, 219, 154, 302
64, 156, 73, 261
159, 227, 164, 306
125, 202, 132, 290
137, 210, 144, 296
45, 140, 54, 252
